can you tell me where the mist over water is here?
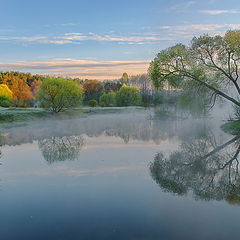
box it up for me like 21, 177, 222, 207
1, 106, 240, 240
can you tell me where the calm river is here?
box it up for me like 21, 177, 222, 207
1, 108, 240, 240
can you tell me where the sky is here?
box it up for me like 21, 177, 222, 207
0, 0, 240, 80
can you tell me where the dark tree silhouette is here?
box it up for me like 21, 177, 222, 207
150, 133, 240, 204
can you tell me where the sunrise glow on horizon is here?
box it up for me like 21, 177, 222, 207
1, 0, 240, 79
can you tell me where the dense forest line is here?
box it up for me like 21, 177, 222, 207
0, 71, 177, 110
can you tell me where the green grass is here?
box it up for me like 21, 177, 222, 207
0, 107, 85, 129
0, 107, 46, 121
221, 120, 240, 135
0, 106, 144, 129
82, 106, 144, 114
0, 107, 48, 128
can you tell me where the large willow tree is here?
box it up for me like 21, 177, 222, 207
148, 30, 240, 107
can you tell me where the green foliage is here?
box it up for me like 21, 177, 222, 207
221, 120, 240, 135
37, 77, 84, 113
103, 81, 122, 93
0, 108, 46, 124
148, 31, 240, 108
148, 44, 189, 90
0, 95, 12, 107
116, 84, 142, 106
88, 99, 98, 107
148, 60, 163, 90
141, 90, 177, 106
11, 99, 30, 108
177, 89, 210, 116
120, 72, 129, 84
99, 92, 116, 107
83, 80, 103, 102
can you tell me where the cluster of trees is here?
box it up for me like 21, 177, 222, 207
0, 71, 189, 113
37, 78, 142, 111
81, 73, 130, 104
0, 73, 84, 111
81, 73, 168, 107
99, 84, 142, 107
41, 72, 145, 108
0, 71, 146, 112
0, 72, 44, 107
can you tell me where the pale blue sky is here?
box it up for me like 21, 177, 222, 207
0, 0, 240, 79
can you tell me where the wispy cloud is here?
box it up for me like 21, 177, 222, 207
0, 32, 173, 45
200, 9, 240, 15
154, 23, 240, 40
159, 23, 240, 32
21, 164, 145, 177
44, 23, 79, 27
0, 59, 151, 80
168, 1, 196, 12
4, 23, 238, 46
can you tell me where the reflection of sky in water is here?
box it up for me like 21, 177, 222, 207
1, 109, 240, 240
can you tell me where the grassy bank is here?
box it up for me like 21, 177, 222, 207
221, 120, 240, 135
0, 106, 145, 129
0, 107, 84, 129
0, 108, 47, 122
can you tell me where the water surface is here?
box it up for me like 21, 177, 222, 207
1, 108, 240, 240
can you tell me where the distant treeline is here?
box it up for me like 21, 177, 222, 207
0, 71, 180, 110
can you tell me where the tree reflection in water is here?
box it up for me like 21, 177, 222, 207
150, 133, 240, 205
38, 135, 84, 164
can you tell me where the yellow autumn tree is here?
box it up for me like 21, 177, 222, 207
0, 84, 13, 99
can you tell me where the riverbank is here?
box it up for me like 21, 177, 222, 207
0, 106, 145, 129
0, 107, 81, 128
